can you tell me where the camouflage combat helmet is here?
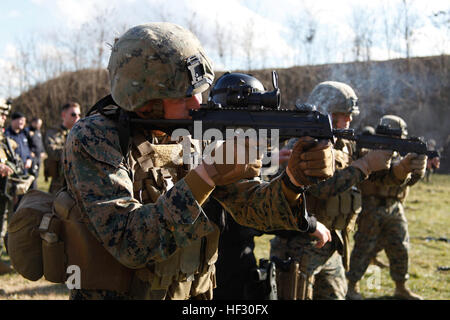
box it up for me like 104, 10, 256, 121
108, 22, 214, 111
307, 81, 359, 116
378, 115, 408, 138
0, 98, 12, 116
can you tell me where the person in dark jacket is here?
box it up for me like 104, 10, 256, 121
25, 117, 45, 189
5, 112, 32, 174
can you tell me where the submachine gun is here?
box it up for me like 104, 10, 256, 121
130, 70, 438, 159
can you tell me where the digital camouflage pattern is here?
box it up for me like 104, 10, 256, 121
347, 157, 418, 284
347, 198, 410, 283
306, 81, 359, 116
108, 22, 214, 111
45, 125, 69, 194
63, 113, 308, 299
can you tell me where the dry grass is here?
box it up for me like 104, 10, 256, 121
0, 166, 69, 300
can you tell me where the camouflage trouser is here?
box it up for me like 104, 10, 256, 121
270, 235, 347, 300
347, 198, 409, 283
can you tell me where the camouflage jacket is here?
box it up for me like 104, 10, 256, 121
63, 114, 308, 269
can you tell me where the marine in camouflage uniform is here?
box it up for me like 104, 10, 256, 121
59, 23, 335, 300
270, 82, 393, 300
44, 102, 81, 194
346, 115, 427, 300
0, 99, 18, 274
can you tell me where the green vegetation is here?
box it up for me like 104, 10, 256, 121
254, 173, 450, 300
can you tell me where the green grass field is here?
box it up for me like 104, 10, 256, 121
254, 173, 450, 300
1, 170, 449, 299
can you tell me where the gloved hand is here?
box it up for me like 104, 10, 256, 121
350, 149, 393, 176
202, 138, 262, 186
287, 137, 334, 187
393, 153, 427, 180
311, 221, 332, 248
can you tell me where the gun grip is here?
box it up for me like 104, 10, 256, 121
303, 138, 329, 185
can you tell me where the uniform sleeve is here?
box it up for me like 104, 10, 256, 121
210, 175, 306, 232
64, 117, 215, 269
307, 166, 365, 199
366, 165, 409, 187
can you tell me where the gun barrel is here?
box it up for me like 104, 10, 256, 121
354, 134, 433, 156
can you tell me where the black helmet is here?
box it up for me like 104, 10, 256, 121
207, 71, 280, 109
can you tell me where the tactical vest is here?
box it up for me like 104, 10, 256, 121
306, 139, 361, 232
359, 158, 409, 203
55, 130, 219, 299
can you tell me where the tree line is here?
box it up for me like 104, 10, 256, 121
1, 1, 449, 98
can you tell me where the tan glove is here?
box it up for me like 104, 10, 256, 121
287, 137, 334, 187
351, 149, 393, 176
12, 175, 36, 195
202, 138, 262, 186
393, 153, 427, 180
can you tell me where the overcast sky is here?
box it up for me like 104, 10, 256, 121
0, 0, 448, 97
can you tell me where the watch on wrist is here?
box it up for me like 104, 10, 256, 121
281, 170, 306, 194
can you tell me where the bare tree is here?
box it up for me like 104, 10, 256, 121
87, 12, 108, 69
287, 2, 319, 66
152, 0, 174, 22
396, 0, 421, 59
349, 5, 377, 62
213, 17, 235, 68
14, 37, 34, 93
380, 0, 398, 59
241, 18, 256, 71
184, 11, 206, 45
430, 8, 450, 54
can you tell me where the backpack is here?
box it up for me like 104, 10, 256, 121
7, 189, 65, 283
